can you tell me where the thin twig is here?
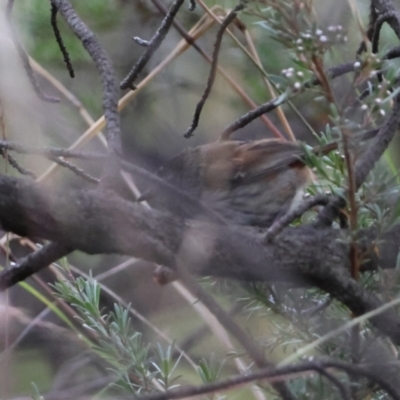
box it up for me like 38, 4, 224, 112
243, 27, 295, 141
184, 3, 245, 138
135, 359, 400, 400
120, 0, 185, 90
219, 61, 358, 141
151, 0, 283, 138
341, 127, 360, 279
265, 194, 330, 241
188, 0, 196, 11
0, 102, 36, 178
311, 54, 335, 105
219, 92, 291, 140
385, 45, 400, 60
356, 0, 378, 55
357, 0, 400, 81
50, 3, 75, 78
0, 150, 36, 178
372, 11, 400, 53
0, 242, 72, 291
0, 140, 102, 182
0, 140, 104, 160
47, 155, 100, 183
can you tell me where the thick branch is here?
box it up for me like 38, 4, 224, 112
49, 0, 121, 154
0, 174, 399, 344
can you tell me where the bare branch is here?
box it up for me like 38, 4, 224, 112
50, 0, 121, 154
47, 155, 100, 184
120, 0, 186, 90
265, 194, 330, 241
0, 242, 71, 290
184, 3, 245, 138
0, 175, 399, 345
135, 359, 400, 400
0, 150, 36, 178
0, 140, 104, 160
50, 3, 75, 78
219, 61, 358, 140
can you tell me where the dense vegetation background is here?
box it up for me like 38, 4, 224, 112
1, 1, 400, 399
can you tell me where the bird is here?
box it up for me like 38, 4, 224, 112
148, 130, 377, 227
152, 140, 313, 227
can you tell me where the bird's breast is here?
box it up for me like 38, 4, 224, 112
201, 167, 307, 227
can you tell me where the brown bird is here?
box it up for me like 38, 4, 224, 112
154, 140, 313, 227
152, 130, 376, 227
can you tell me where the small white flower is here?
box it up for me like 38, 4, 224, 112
297, 71, 304, 78
319, 35, 328, 43
353, 61, 361, 69
375, 98, 382, 104
297, 46, 304, 52
296, 38, 303, 45
293, 82, 302, 90
379, 109, 386, 116
316, 29, 323, 36
361, 104, 368, 111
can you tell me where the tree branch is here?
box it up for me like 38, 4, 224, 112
49, 0, 121, 155
0, 242, 72, 290
136, 359, 400, 400
0, 174, 399, 344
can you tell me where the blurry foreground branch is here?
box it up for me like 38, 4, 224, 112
0, 174, 400, 344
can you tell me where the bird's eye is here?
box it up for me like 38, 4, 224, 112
231, 171, 246, 185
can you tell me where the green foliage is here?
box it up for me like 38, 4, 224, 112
196, 355, 227, 400
152, 342, 183, 390
197, 354, 226, 384
249, 1, 347, 71
30, 382, 44, 400
53, 275, 184, 395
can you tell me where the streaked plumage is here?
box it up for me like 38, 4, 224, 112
156, 139, 314, 227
